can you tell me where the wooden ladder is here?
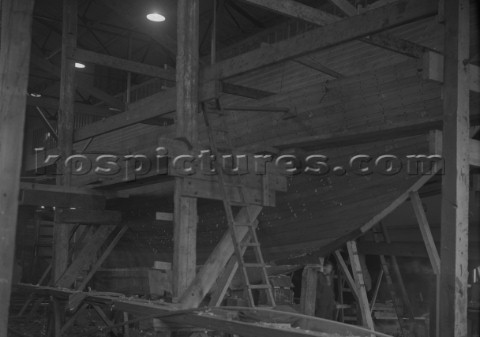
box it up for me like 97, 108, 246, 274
372, 225, 408, 336
201, 98, 276, 307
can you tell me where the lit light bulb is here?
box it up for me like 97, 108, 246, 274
75, 62, 86, 69
146, 12, 166, 22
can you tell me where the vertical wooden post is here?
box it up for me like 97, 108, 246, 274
439, 0, 470, 336
300, 266, 318, 316
53, 0, 78, 284
0, 0, 34, 334
173, 0, 200, 299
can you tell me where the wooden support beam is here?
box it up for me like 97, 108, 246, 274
356, 170, 441, 234
60, 303, 88, 335
428, 130, 480, 167
209, 255, 240, 307
221, 82, 275, 99
334, 251, 360, 301
55, 225, 117, 288
53, 0, 78, 286
74, 0, 437, 141
240, 0, 339, 25
328, 0, 430, 59
209, 235, 251, 307
92, 304, 119, 335
181, 177, 275, 207
328, 0, 357, 16
366, 0, 400, 10
0, 0, 34, 334
74, 48, 176, 81
423, 51, 480, 93
362, 33, 429, 59
19, 182, 120, 198
346, 241, 375, 330
27, 96, 114, 117
173, 0, 200, 300
469, 139, 480, 167
370, 270, 383, 312
73, 81, 217, 142
81, 84, 126, 111
294, 57, 344, 78
30, 52, 126, 111
20, 189, 106, 209
410, 192, 440, 274
205, 0, 436, 81
438, 0, 470, 336
300, 266, 318, 316
277, 117, 444, 150
178, 206, 262, 308
76, 225, 128, 291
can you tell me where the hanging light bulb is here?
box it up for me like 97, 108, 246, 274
146, 12, 166, 22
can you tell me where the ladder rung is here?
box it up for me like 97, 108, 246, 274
248, 284, 271, 290
243, 263, 265, 268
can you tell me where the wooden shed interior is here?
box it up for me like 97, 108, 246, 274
0, 0, 479, 336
